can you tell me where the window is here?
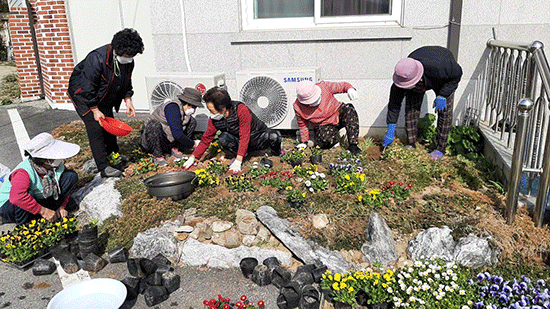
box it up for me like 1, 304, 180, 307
242, 0, 402, 30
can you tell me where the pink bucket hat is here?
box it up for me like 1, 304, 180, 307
393, 58, 424, 89
296, 81, 322, 105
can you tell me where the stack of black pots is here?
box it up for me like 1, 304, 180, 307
239, 257, 327, 309
78, 224, 98, 257
122, 253, 181, 307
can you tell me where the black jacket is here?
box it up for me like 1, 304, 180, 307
211, 101, 268, 138
408, 46, 463, 97
67, 44, 134, 116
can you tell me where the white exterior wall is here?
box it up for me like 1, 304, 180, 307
63, 0, 550, 138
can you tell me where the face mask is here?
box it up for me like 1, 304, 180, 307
49, 159, 62, 168
185, 108, 195, 116
210, 113, 223, 120
116, 55, 134, 64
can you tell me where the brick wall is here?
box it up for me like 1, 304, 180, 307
8, 0, 74, 106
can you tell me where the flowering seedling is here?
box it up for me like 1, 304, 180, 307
202, 294, 265, 309
225, 175, 258, 192
108, 152, 122, 166
194, 169, 220, 187
259, 171, 294, 189
303, 171, 329, 192
134, 157, 158, 175
335, 172, 365, 194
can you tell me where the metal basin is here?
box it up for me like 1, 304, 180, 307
143, 171, 196, 200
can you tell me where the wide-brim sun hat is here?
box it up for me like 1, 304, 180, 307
296, 80, 322, 105
24, 132, 80, 160
177, 87, 204, 108
393, 58, 424, 89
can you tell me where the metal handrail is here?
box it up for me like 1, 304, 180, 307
487, 39, 550, 226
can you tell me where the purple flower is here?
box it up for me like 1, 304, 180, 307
329, 163, 334, 168
494, 276, 503, 285
503, 285, 512, 295
521, 282, 529, 291
336, 158, 340, 162
477, 273, 486, 281
538, 280, 546, 287
355, 159, 361, 164
475, 301, 485, 309
522, 275, 532, 284
499, 294, 509, 303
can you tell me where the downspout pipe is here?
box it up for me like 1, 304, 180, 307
25, 0, 44, 98
178, 0, 192, 72
447, 0, 463, 61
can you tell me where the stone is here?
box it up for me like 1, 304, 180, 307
256, 226, 271, 242
174, 232, 188, 242
454, 234, 499, 268
176, 225, 193, 233
177, 238, 291, 268
131, 219, 181, 260
143, 286, 169, 307
242, 235, 258, 246
72, 174, 122, 225
212, 220, 233, 233
257, 206, 350, 272
224, 230, 241, 249
406, 226, 456, 262
82, 253, 108, 272
81, 159, 98, 174
360, 213, 398, 266
236, 209, 259, 235
189, 222, 213, 241
162, 271, 181, 293
32, 258, 56, 276
311, 214, 329, 229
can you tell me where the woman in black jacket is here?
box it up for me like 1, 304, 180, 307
381, 46, 463, 160
67, 28, 144, 177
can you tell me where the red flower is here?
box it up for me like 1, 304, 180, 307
391, 190, 394, 194
241, 295, 247, 302
209, 299, 216, 306
398, 182, 404, 186
203, 300, 209, 305
248, 302, 254, 307
389, 181, 395, 186
258, 300, 265, 307
218, 294, 223, 300
236, 301, 243, 307
408, 182, 413, 188
381, 187, 386, 191
403, 187, 408, 191
225, 298, 231, 303
223, 304, 230, 309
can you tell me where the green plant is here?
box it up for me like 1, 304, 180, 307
280, 149, 304, 163
246, 166, 273, 179
1, 99, 12, 105
194, 168, 221, 187
285, 186, 306, 203
108, 152, 122, 166
259, 171, 293, 189
134, 157, 158, 174
320, 271, 358, 305
381, 181, 412, 200
206, 131, 223, 156
292, 164, 317, 178
303, 171, 329, 192
358, 188, 384, 209
0, 217, 78, 263
446, 125, 483, 160
418, 113, 437, 146
311, 145, 323, 156
335, 172, 365, 194
206, 160, 228, 175
225, 175, 258, 192
356, 269, 396, 304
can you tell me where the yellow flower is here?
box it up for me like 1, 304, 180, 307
285, 186, 293, 191
348, 287, 354, 293
344, 175, 351, 180
358, 195, 363, 202
332, 282, 339, 290
62, 224, 68, 229
340, 282, 347, 289
302, 193, 306, 197
334, 273, 341, 282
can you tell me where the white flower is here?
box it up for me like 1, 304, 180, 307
435, 274, 440, 279
305, 180, 312, 186
461, 306, 470, 309
320, 173, 326, 178
459, 290, 465, 295
387, 287, 393, 293
311, 175, 317, 179
309, 188, 314, 192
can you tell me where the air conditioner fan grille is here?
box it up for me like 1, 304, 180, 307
240, 76, 288, 128
150, 81, 184, 110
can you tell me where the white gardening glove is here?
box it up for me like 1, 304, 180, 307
296, 143, 307, 150
183, 156, 195, 169
228, 159, 242, 173
193, 140, 201, 149
347, 88, 359, 100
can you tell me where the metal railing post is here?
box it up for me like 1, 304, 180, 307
506, 98, 534, 224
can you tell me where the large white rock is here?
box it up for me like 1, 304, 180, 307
131, 219, 181, 260
406, 226, 456, 262
454, 234, 500, 268
361, 213, 398, 266
177, 238, 291, 268
72, 174, 122, 225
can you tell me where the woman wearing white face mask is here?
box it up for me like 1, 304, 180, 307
183, 87, 282, 173
0, 133, 80, 225
68, 28, 144, 178
140, 88, 203, 166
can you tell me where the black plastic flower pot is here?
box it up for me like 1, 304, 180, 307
121, 277, 140, 301
334, 301, 353, 309
355, 290, 370, 306
310, 155, 323, 165
311, 264, 328, 283
140, 258, 158, 276
289, 159, 303, 167
367, 303, 391, 309
292, 271, 314, 287
263, 257, 280, 270
299, 284, 320, 309
251, 264, 272, 286
289, 200, 303, 209
271, 266, 292, 289
321, 288, 333, 301
32, 258, 56, 276
239, 257, 258, 279
78, 225, 98, 239
277, 282, 301, 309
260, 157, 274, 168
107, 247, 128, 263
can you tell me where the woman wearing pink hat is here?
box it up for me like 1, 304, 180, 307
294, 80, 361, 155
382, 46, 463, 160
0, 133, 80, 225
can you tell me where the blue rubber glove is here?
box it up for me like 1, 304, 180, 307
434, 96, 447, 112
382, 124, 396, 147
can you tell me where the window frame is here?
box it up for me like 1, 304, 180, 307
241, 0, 403, 30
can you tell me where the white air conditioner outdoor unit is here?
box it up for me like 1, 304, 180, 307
236, 67, 321, 130
145, 73, 226, 132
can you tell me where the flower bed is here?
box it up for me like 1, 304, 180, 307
0, 217, 78, 265
203, 294, 265, 309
